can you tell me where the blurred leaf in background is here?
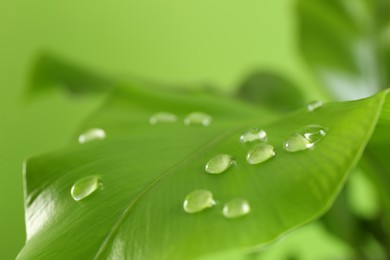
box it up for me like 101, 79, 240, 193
235, 71, 305, 113
298, 0, 390, 100
29, 52, 114, 96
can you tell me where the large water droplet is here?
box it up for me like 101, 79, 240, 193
284, 124, 328, 152
78, 128, 106, 144
149, 112, 178, 125
223, 199, 251, 219
184, 112, 212, 126
283, 133, 311, 152
246, 143, 275, 165
307, 100, 323, 112
240, 128, 267, 143
205, 154, 233, 174
183, 190, 215, 213
71, 176, 101, 201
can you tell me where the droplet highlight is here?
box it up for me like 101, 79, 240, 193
307, 100, 323, 112
284, 124, 328, 152
205, 154, 233, 174
184, 112, 212, 126
71, 176, 101, 201
240, 128, 267, 143
149, 112, 178, 125
223, 199, 251, 219
78, 128, 106, 144
183, 190, 215, 213
246, 143, 275, 165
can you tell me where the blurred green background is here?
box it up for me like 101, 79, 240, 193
0, 0, 330, 259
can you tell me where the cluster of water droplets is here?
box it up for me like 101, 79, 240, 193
240, 128, 275, 165
183, 189, 251, 219
71, 111, 213, 202
72, 102, 328, 220
183, 100, 328, 218
150, 111, 213, 126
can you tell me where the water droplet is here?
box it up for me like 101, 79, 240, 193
78, 128, 106, 144
71, 176, 101, 201
184, 112, 212, 126
283, 133, 311, 152
183, 190, 215, 213
307, 100, 323, 112
240, 128, 267, 143
284, 124, 328, 152
205, 154, 233, 174
246, 143, 275, 165
149, 112, 178, 125
223, 199, 250, 219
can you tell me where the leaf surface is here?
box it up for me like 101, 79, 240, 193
17, 84, 390, 259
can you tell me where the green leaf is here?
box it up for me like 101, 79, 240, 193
361, 145, 390, 245
235, 71, 305, 113
28, 52, 115, 96
17, 84, 390, 259
27, 52, 224, 101
297, 0, 390, 100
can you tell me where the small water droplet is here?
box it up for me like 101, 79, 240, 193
246, 143, 275, 165
71, 176, 101, 201
183, 190, 215, 213
223, 199, 250, 219
240, 128, 267, 143
78, 128, 106, 144
307, 100, 323, 112
205, 154, 233, 174
184, 112, 212, 126
284, 124, 328, 152
149, 112, 178, 125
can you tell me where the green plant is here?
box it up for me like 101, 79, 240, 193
16, 0, 390, 259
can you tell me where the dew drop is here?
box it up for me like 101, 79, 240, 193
78, 128, 106, 144
149, 112, 178, 125
183, 190, 215, 213
283, 133, 311, 152
240, 128, 267, 143
284, 124, 328, 152
307, 100, 323, 112
71, 176, 101, 201
246, 143, 275, 165
205, 154, 233, 174
184, 112, 212, 126
223, 199, 251, 219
